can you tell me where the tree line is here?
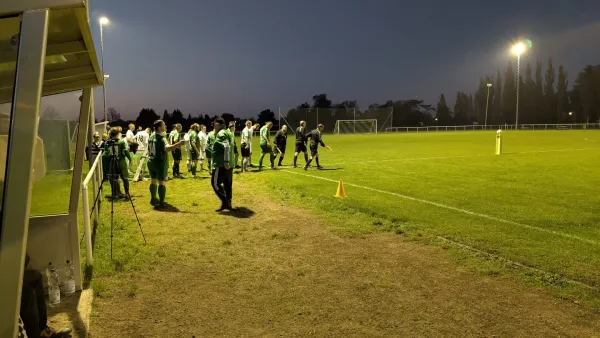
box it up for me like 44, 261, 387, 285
104, 61, 600, 133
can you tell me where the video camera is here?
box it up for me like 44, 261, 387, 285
104, 138, 120, 160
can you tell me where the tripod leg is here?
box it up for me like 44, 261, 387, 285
115, 157, 147, 244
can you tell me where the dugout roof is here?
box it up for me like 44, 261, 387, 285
0, 0, 104, 104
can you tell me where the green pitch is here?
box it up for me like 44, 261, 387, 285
246, 130, 600, 289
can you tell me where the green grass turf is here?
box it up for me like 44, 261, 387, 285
27, 130, 600, 308
242, 130, 600, 289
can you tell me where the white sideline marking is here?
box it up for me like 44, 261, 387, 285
327, 147, 599, 166
436, 236, 597, 290
281, 170, 598, 246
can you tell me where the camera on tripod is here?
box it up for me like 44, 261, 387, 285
104, 139, 120, 160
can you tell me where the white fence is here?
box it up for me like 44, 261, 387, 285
385, 123, 600, 133
81, 150, 103, 266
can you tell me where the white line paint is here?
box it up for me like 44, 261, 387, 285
327, 147, 599, 166
436, 236, 597, 290
282, 170, 598, 246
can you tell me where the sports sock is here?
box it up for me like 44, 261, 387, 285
270, 153, 275, 167
191, 164, 197, 176
149, 184, 158, 200
304, 153, 309, 163
278, 156, 284, 166
259, 155, 264, 168
172, 163, 177, 176
305, 159, 312, 167
123, 180, 130, 195
158, 185, 166, 203
293, 155, 298, 166
187, 161, 191, 172
316, 157, 320, 166
176, 162, 181, 176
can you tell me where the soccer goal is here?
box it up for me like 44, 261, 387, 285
333, 119, 378, 134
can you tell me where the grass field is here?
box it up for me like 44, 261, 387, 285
29, 129, 600, 336
250, 130, 600, 288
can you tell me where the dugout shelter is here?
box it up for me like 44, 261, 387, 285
0, 1, 104, 336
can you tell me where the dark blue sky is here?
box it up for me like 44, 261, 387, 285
42, 0, 600, 120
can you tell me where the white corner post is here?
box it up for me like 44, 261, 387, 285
496, 129, 503, 155
67, 87, 91, 290
0, 9, 49, 337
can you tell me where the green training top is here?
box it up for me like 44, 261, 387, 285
207, 130, 216, 155
147, 132, 167, 167
188, 130, 199, 151
259, 126, 269, 145
212, 129, 231, 168
169, 130, 181, 145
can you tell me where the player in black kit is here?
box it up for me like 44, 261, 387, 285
293, 120, 309, 168
304, 123, 331, 170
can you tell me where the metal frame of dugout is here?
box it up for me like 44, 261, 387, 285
0, 1, 103, 336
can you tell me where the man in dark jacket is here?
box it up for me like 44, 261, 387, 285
304, 124, 331, 170
273, 125, 288, 166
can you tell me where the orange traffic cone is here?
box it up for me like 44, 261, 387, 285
335, 179, 346, 198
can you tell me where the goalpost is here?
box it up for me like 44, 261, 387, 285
333, 119, 378, 135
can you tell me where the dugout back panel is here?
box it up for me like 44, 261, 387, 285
38, 119, 72, 171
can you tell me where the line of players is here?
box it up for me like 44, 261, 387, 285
101, 118, 331, 211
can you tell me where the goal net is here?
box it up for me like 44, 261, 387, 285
333, 119, 377, 134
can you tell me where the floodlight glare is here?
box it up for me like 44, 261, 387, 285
487, 83, 492, 88
99, 17, 109, 25
511, 42, 526, 56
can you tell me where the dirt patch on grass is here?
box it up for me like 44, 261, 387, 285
90, 178, 600, 337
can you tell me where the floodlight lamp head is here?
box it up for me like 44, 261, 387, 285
487, 83, 492, 88
99, 17, 109, 25
512, 42, 526, 56
568, 112, 573, 116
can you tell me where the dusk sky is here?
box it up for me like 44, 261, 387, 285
35, 0, 600, 120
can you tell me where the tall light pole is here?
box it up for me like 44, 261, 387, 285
99, 17, 109, 122
485, 83, 492, 128
511, 42, 526, 130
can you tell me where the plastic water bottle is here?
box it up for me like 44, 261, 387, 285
46, 262, 60, 307
63, 260, 75, 295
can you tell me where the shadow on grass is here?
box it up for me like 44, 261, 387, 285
154, 203, 181, 213
221, 206, 255, 218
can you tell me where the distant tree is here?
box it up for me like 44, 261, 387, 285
556, 65, 569, 123
453, 92, 470, 125
535, 61, 544, 122
312, 93, 332, 108
257, 109, 276, 126
172, 109, 184, 126
162, 109, 172, 128
135, 108, 159, 129
544, 58, 556, 123
221, 113, 235, 124
107, 107, 121, 122
522, 62, 536, 124
570, 65, 600, 124
41, 106, 61, 120
502, 61, 516, 124
436, 94, 452, 125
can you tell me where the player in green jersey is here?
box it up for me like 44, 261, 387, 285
147, 120, 185, 209
102, 127, 132, 199
211, 118, 235, 211
258, 121, 275, 170
169, 123, 184, 178
206, 128, 216, 172
228, 121, 239, 169
187, 123, 200, 177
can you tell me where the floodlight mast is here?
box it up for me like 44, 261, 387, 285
485, 83, 492, 127
512, 42, 527, 130
99, 17, 109, 122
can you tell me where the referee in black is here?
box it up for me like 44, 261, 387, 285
304, 123, 331, 170
293, 120, 309, 168
273, 125, 288, 166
